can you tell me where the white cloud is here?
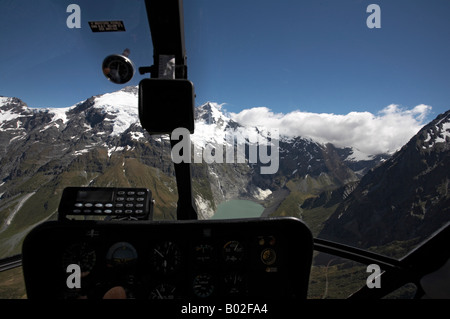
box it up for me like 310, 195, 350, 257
229, 104, 432, 156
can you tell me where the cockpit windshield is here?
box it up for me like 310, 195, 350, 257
0, 0, 449, 300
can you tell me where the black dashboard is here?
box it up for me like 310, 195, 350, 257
22, 217, 313, 300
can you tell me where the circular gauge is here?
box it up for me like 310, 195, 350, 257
150, 283, 177, 300
194, 243, 214, 264
151, 241, 182, 274
106, 242, 138, 268
223, 240, 244, 263
102, 54, 135, 84
261, 248, 277, 265
223, 273, 246, 296
62, 242, 96, 277
192, 274, 214, 298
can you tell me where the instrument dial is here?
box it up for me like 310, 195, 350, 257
223, 273, 246, 296
261, 248, 277, 265
106, 242, 138, 268
223, 240, 244, 263
150, 283, 177, 300
151, 241, 182, 274
194, 243, 214, 264
192, 274, 214, 298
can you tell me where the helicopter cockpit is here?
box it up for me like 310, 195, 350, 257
20, 1, 314, 303
0, 0, 449, 314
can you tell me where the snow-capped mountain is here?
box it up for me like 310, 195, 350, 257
0, 87, 142, 158
0, 86, 385, 177
0, 87, 385, 257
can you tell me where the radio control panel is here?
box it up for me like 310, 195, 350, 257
58, 187, 153, 221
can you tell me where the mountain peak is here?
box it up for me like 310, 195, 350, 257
0, 96, 33, 132
195, 102, 229, 125
419, 110, 450, 151
119, 85, 139, 95
90, 88, 140, 136
0, 96, 28, 112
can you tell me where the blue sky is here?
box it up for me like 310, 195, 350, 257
1, 0, 450, 121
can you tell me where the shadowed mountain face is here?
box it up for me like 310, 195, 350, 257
319, 110, 450, 248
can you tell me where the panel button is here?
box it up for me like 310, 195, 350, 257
84, 203, 93, 208
75, 203, 83, 208
95, 203, 103, 208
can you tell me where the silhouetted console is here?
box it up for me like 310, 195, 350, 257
22, 218, 313, 300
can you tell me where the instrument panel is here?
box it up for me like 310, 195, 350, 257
22, 218, 313, 300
